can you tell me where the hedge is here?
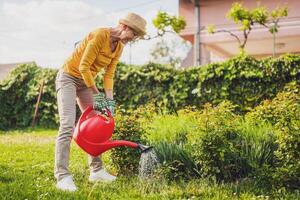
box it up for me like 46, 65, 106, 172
0, 54, 299, 129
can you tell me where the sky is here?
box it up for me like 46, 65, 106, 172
0, 0, 189, 68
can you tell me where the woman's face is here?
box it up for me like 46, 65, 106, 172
119, 25, 138, 45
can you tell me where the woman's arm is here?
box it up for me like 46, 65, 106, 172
90, 85, 100, 94
103, 58, 118, 100
79, 33, 103, 88
104, 89, 113, 100
91, 85, 113, 100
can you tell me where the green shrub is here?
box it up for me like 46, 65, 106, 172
190, 54, 300, 112
246, 81, 300, 189
1, 54, 300, 129
142, 108, 198, 144
153, 141, 200, 180
110, 104, 156, 175
114, 63, 179, 111
245, 81, 299, 128
187, 101, 281, 182
237, 120, 278, 186
0, 64, 38, 129
114, 54, 300, 112
33, 68, 58, 127
138, 106, 201, 180
187, 101, 247, 181
273, 124, 300, 190
0, 64, 58, 129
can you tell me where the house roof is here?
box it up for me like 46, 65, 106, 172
0, 61, 35, 81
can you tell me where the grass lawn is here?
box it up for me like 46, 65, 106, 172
0, 129, 299, 200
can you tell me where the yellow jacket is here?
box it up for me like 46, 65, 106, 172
63, 28, 124, 90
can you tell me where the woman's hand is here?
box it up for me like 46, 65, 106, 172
106, 98, 116, 116
93, 93, 108, 112
93, 92, 116, 116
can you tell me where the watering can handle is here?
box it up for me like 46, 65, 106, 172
76, 106, 93, 137
78, 106, 93, 127
78, 106, 114, 132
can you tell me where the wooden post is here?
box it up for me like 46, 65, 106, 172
32, 80, 44, 127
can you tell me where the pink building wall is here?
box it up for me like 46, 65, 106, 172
179, 0, 300, 67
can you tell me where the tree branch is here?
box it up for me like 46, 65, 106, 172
143, 30, 176, 40
241, 27, 250, 49
214, 29, 242, 46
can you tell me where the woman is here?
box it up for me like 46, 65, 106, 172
54, 13, 146, 192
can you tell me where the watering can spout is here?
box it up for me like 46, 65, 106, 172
88, 140, 152, 156
103, 140, 139, 151
137, 144, 153, 152
103, 141, 153, 153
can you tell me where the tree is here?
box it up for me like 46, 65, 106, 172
207, 2, 288, 55
146, 11, 189, 68
150, 37, 191, 68
146, 11, 186, 40
259, 6, 288, 57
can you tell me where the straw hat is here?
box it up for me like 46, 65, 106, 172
119, 13, 147, 38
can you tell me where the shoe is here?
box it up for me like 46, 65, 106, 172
56, 176, 77, 192
89, 169, 117, 182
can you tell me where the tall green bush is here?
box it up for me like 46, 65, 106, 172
0, 54, 299, 129
114, 54, 300, 113
0, 64, 57, 129
187, 101, 247, 181
246, 81, 300, 189
236, 120, 278, 187
154, 141, 200, 180
142, 110, 197, 144
190, 54, 300, 112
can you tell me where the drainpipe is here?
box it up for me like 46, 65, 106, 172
193, 0, 201, 66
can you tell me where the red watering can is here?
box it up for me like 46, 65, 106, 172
73, 106, 151, 157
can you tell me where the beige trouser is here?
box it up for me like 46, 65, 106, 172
54, 69, 103, 181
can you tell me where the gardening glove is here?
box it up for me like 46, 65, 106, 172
93, 92, 108, 113
106, 98, 116, 116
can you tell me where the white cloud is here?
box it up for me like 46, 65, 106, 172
0, 0, 184, 68
0, 0, 106, 67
